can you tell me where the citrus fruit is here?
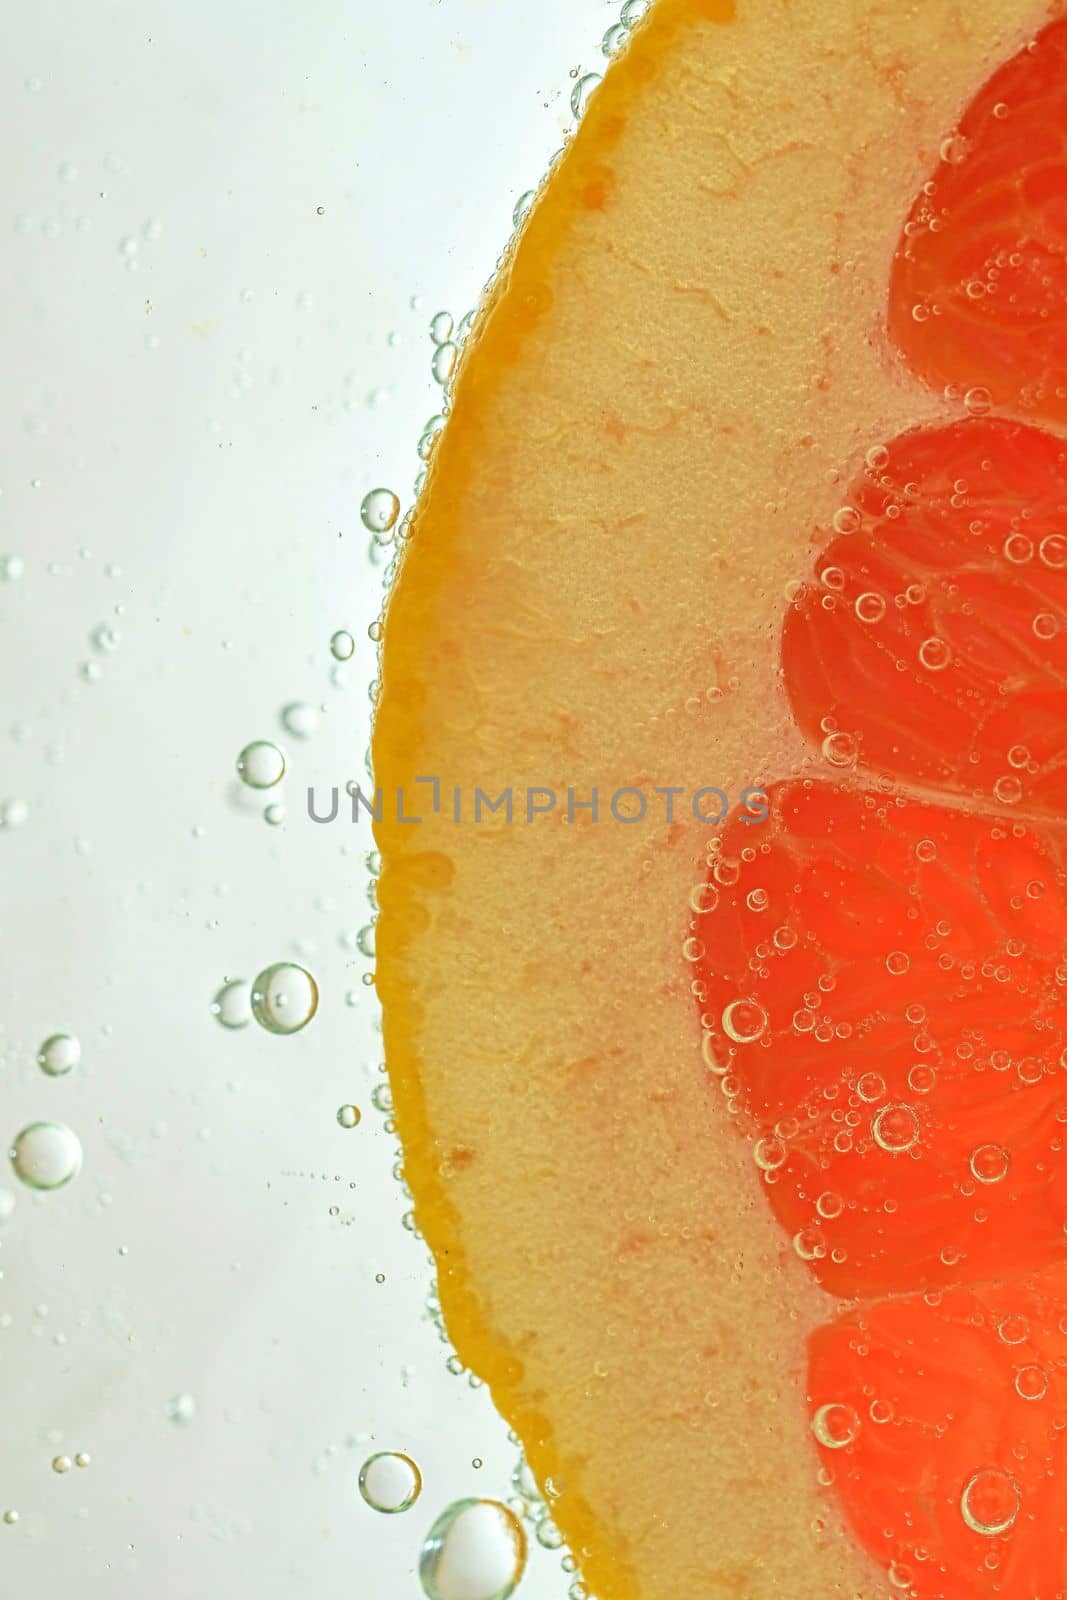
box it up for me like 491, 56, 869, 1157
372, 3, 1062, 1597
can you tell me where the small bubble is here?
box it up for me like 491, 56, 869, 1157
854, 592, 886, 623
429, 311, 454, 346
1033, 612, 1059, 640
811, 1402, 860, 1450
52, 1456, 72, 1474
993, 775, 1023, 806
855, 1072, 886, 1103
432, 343, 458, 386
90, 621, 121, 653
236, 741, 285, 790
74, 1452, 91, 1469
419, 1498, 527, 1600
871, 1103, 920, 1153
330, 630, 355, 662
570, 73, 602, 119
250, 963, 319, 1035
3, 1511, 19, 1526
960, 1468, 1020, 1536
970, 1143, 1010, 1185
821, 731, 857, 768
753, 1136, 787, 1172
963, 385, 992, 416
939, 132, 970, 164
1039, 533, 1067, 569
9, 1122, 82, 1190
0, 799, 29, 830
210, 979, 253, 1030
721, 999, 768, 1044
264, 802, 286, 827
337, 1105, 361, 1129
1003, 533, 1033, 565
37, 1033, 80, 1077
1015, 1365, 1048, 1401
918, 637, 952, 672
359, 1450, 422, 1514
166, 1392, 196, 1426
360, 488, 400, 535
280, 702, 318, 741
0, 555, 25, 582
832, 506, 861, 535
885, 951, 910, 976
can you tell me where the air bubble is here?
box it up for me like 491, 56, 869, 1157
429, 312, 454, 346
821, 731, 857, 768
236, 741, 285, 790
337, 1104, 362, 1129
330, 630, 355, 661
918, 637, 952, 671
166, 1392, 196, 1425
960, 1468, 1020, 1536
419, 1498, 527, 1600
811, 1402, 860, 1450
37, 1033, 80, 1077
970, 1144, 1010, 1185
358, 1450, 422, 1514
570, 73, 602, 120
721, 999, 768, 1044
963, 386, 992, 415
871, 1103, 920, 1153
264, 802, 285, 826
280, 702, 318, 740
250, 963, 319, 1035
432, 343, 458, 387
1039, 533, 1067, 569
361, 488, 400, 535
1033, 612, 1059, 640
754, 1136, 787, 1172
993, 775, 1023, 806
854, 592, 886, 624
210, 979, 253, 1029
1015, 1365, 1048, 1401
832, 506, 861, 535
1, 554, 24, 581
9, 1122, 82, 1190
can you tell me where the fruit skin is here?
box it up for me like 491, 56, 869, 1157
890, 15, 1067, 427
809, 1267, 1067, 1600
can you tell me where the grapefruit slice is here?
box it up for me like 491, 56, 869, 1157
372, 3, 1063, 1597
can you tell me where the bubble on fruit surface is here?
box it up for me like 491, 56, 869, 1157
337, 1104, 361, 1129
1015, 1364, 1048, 1401
330, 629, 355, 661
721, 999, 768, 1044
918, 636, 952, 671
250, 963, 318, 1035
236, 741, 285, 790
811, 1403, 860, 1450
358, 1450, 422, 1514
570, 73, 602, 120
9, 1122, 82, 1190
211, 979, 253, 1030
821, 731, 857, 768
280, 702, 318, 741
429, 311, 454, 346
871, 1103, 920, 1153
960, 1468, 1021, 1536
854, 592, 886, 623
37, 1033, 80, 1077
361, 487, 400, 535
419, 1498, 527, 1600
432, 343, 458, 387
970, 1143, 1010, 1185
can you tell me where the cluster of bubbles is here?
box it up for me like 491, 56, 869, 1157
8, 1032, 85, 1193
210, 963, 319, 1035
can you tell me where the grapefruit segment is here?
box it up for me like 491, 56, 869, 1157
696, 780, 1067, 1299
781, 418, 1067, 818
808, 1267, 1067, 1599
889, 15, 1067, 425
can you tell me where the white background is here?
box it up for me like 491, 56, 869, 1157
0, 0, 617, 1593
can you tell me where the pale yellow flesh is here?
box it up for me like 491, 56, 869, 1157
372, 2, 1060, 1595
